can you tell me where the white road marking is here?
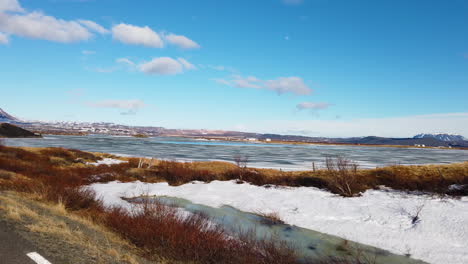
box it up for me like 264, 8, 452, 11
26, 252, 52, 264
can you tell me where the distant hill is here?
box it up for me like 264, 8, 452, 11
414, 133, 466, 142
340, 136, 451, 147
0, 123, 41, 138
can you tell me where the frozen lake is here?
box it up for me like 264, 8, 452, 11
4, 135, 468, 170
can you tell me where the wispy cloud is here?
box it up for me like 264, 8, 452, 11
215, 75, 312, 96
164, 33, 200, 49
77, 19, 109, 34
139, 57, 195, 75
116, 57, 135, 66
177, 58, 196, 70
296, 102, 331, 110
87, 99, 146, 115
0, 32, 8, 44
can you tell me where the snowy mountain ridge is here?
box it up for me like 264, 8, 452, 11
0, 108, 20, 122
413, 133, 466, 142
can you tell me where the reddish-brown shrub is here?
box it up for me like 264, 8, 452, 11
105, 200, 299, 264
155, 161, 218, 185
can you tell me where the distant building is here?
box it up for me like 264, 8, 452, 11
246, 138, 257, 141
265, 138, 272, 142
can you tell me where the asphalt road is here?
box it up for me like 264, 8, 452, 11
0, 220, 52, 264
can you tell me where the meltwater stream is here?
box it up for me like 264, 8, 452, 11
128, 196, 426, 264
4, 135, 468, 170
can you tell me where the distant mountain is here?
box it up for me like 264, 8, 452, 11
0, 108, 20, 123
414, 133, 466, 142
1, 107, 467, 148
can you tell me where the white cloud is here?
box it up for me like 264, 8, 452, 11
177, 58, 196, 70
0, 11, 93, 42
296, 102, 331, 110
112, 23, 163, 48
214, 75, 312, 95
88, 99, 146, 115
0, 32, 8, 44
116, 57, 135, 66
164, 33, 200, 49
212, 78, 231, 86
0, 0, 24, 12
139, 57, 195, 75
232, 76, 262, 89
265, 77, 311, 95
78, 19, 109, 34
244, 113, 468, 138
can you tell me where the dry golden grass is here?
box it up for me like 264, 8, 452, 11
0, 191, 156, 264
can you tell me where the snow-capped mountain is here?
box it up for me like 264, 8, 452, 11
413, 133, 466, 142
0, 108, 20, 123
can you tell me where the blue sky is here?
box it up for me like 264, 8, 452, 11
1, 0, 468, 137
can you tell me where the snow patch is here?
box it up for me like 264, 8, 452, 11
89, 180, 468, 264
87, 158, 127, 166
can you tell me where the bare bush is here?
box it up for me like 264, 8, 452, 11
325, 156, 360, 197
234, 154, 249, 181
257, 211, 285, 226
398, 202, 426, 226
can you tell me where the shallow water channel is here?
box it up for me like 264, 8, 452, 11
127, 196, 426, 264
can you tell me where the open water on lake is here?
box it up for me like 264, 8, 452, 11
4, 135, 468, 170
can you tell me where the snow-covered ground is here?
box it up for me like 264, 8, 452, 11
89, 180, 468, 264
87, 158, 127, 166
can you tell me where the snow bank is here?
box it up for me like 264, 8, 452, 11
87, 158, 127, 166
89, 180, 468, 264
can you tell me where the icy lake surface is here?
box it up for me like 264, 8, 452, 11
5, 135, 468, 170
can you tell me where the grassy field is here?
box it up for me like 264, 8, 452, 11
0, 144, 466, 263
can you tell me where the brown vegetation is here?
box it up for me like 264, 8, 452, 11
0, 145, 303, 263
125, 156, 467, 197
106, 201, 298, 263
0, 145, 466, 263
